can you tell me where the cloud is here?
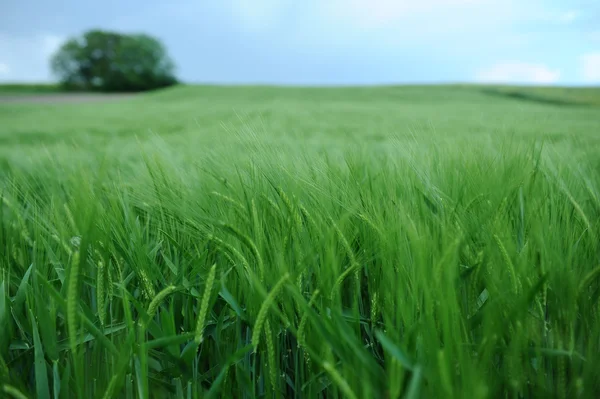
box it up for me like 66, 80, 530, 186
41, 34, 64, 57
228, 0, 293, 31
558, 10, 579, 24
0, 62, 10, 75
0, 33, 65, 82
581, 53, 600, 82
321, 0, 489, 29
475, 62, 561, 84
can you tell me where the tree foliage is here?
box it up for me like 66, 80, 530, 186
50, 30, 178, 92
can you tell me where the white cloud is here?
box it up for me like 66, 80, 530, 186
530, 9, 581, 24
303, 0, 521, 51
0, 63, 10, 75
475, 62, 561, 84
581, 53, 600, 82
41, 34, 65, 57
558, 10, 579, 23
228, 0, 293, 31
0, 33, 65, 82
322, 0, 488, 28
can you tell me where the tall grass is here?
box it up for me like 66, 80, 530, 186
1, 85, 600, 398
1, 135, 598, 398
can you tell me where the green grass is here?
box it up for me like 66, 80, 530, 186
0, 84, 62, 95
1, 84, 600, 398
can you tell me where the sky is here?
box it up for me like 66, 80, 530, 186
0, 0, 599, 85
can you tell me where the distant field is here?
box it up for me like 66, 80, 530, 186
0, 83, 61, 94
1, 85, 599, 398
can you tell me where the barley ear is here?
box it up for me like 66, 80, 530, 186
67, 250, 81, 354
96, 259, 106, 326
297, 289, 320, 348
494, 234, 520, 293
145, 285, 178, 328
252, 273, 290, 349
195, 264, 217, 344
578, 265, 600, 297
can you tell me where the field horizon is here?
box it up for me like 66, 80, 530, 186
1, 84, 599, 398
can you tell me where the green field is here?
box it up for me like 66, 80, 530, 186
1, 85, 600, 398
0, 84, 61, 95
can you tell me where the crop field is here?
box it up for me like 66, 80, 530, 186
1, 84, 600, 398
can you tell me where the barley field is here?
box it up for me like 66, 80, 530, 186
1, 85, 600, 398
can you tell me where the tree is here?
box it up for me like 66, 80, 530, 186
50, 30, 178, 92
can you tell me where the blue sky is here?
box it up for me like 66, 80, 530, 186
0, 0, 599, 85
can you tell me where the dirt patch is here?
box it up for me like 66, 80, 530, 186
0, 93, 137, 104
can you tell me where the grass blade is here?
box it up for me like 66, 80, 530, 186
29, 309, 51, 399
375, 330, 414, 371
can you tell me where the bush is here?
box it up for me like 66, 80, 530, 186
50, 30, 178, 92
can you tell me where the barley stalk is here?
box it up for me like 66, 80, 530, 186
107, 259, 114, 299
265, 320, 277, 392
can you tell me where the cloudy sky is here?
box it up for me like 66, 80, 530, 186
0, 0, 599, 85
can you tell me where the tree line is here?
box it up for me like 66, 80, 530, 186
51, 30, 178, 92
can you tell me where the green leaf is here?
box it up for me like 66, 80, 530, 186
145, 332, 195, 350
30, 309, 51, 399
37, 272, 120, 357
528, 347, 586, 362
59, 362, 70, 399
134, 355, 146, 399
57, 323, 126, 351
36, 293, 58, 362
179, 340, 199, 364
219, 283, 246, 320
405, 366, 423, 399
13, 263, 33, 310
52, 361, 61, 399
205, 344, 254, 399
125, 374, 133, 399
375, 330, 414, 371
2, 385, 29, 399
0, 280, 10, 355
173, 378, 184, 399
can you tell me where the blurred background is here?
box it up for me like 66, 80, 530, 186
0, 0, 599, 87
